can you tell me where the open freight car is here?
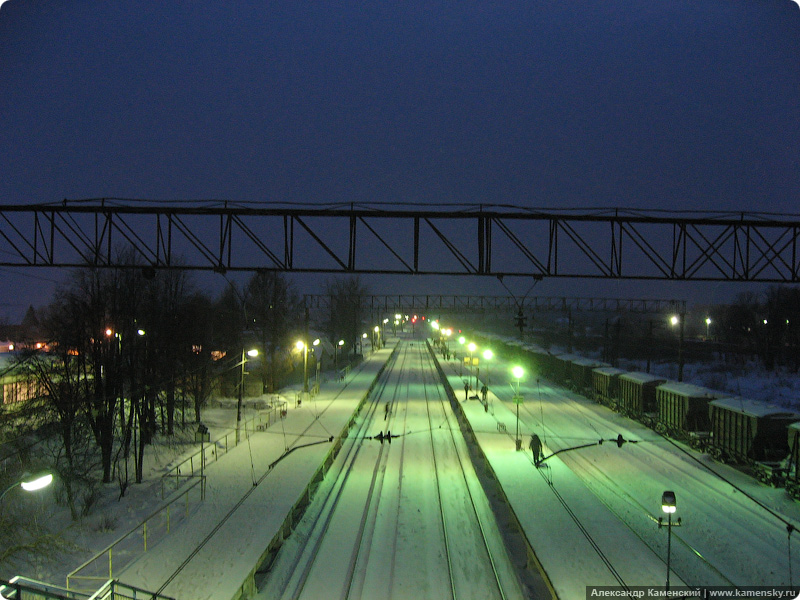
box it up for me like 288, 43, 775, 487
656, 382, 720, 447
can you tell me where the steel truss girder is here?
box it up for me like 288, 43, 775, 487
0, 202, 798, 282
304, 295, 686, 314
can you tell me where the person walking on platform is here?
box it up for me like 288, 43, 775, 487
464, 380, 470, 401
529, 433, 543, 466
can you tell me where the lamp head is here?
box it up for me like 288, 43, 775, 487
661, 490, 676, 513
20, 472, 53, 492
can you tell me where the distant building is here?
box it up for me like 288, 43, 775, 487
0, 353, 44, 405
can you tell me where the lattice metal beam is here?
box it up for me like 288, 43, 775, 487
1, 201, 798, 282
304, 294, 686, 314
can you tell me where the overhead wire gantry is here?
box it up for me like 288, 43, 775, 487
1, 200, 798, 282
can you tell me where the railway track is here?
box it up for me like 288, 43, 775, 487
258, 338, 524, 600
503, 377, 786, 588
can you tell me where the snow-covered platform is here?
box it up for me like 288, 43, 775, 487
437, 351, 686, 600
117, 346, 396, 600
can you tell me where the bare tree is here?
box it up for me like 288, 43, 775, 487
244, 271, 301, 393
324, 276, 370, 358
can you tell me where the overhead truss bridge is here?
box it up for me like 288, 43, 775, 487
2, 200, 799, 282
304, 294, 686, 315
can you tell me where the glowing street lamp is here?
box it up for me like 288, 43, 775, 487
0, 471, 54, 504
236, 348, 259, 445
296, 339, 319, 395
335, 339, 345, 369
669, 314, 684, 382
658, 491, 679, 591
482, 348, 493, 391
512, 366, 524, 450
467, 342, 477, 389
705, 317, 711, 339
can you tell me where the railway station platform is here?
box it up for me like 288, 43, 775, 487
115, 344, 396, 600
434, 346, 685, 600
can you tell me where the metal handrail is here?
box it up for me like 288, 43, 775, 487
86, 579, 176, 600
162, 404, 281, 487
66, 478, 203, 593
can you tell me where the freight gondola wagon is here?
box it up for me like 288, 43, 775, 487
708, 397, 799, 485
550, 353, 580, 388
784, 422, 800, 498
523, 344, 553, 381
592, 367, 627, 408
569, 358, 610, 396
529, 349, 559, 383
656, 382, 720, 447
618, 372, 666, 423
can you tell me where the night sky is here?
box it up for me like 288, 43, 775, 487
1, 1, 799, 322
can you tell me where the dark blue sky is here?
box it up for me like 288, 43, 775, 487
1, 1, 799, 321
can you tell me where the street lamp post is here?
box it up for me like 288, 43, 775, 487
482, 349, 493, 390
512, 366, 524, 450
296, 339, 319, 396
467, 343, 477, 390
670, 315, 685, 382
705, 317, 712, 340
659, 490, 679, 591
237, 348, 259, 445
335, 339, 344, 370
0, 472, 54, 504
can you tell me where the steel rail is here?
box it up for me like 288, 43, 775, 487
420, 342, 509, 600
512, 379, 740, 588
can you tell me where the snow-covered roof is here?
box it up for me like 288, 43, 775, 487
619, 371, 667, 384
553, 353, 581, 362
571, 357, 609, 368
709, 396, 800, 420
657, 381, 719, 398
593, 367, 627, 376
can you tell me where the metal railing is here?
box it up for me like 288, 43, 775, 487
1, 576, 88, 599
65, 478, 203, 594
86, 579, 175, 600
160, 403, 284, 495
67, 401, 287, 596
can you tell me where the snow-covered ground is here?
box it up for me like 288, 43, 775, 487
3, 336, 800, 600
442, 349, 800, 596
258, 340, 526, 600
620, 357, 800, 413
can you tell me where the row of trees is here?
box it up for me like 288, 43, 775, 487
533, 285, 800, 372
708, 286, 800, 371
1, 257, 370, 522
